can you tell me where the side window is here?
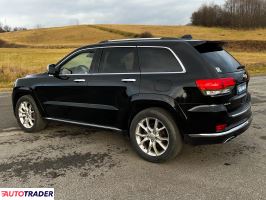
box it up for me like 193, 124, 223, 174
99, 47, 138, 73
60, 51, 95, 75
139, 47, 183, 72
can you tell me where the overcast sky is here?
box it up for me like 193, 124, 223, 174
0, 0, 224, 28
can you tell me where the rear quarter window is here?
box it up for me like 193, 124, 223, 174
138, 47, 184, 73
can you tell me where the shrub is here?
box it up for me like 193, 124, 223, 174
135, 32, 154, 38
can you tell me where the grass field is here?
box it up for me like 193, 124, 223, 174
97, 24, 266, 41
0, 24, 265, 90
0, 25, 123, 47
0, 48, 264, 90
0, 48, 72, 89
1, 25, 266, 47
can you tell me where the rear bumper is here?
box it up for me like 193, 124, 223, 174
185, 116, 252, 144
184, 103, 252, 144
188, 118, 250, 138
186, 117, 252, 144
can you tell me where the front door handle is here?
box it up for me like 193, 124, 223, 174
74, 79, 85, 83
121, 78, 136, 82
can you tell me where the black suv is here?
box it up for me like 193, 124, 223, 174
12, 37, 252, 162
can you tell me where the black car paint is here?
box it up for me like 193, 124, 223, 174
12, 39, 252, 144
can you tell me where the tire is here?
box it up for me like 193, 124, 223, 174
130, 107, 183, 163
15, 95, 47, 133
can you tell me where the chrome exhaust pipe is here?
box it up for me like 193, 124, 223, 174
223, 136, 236, 143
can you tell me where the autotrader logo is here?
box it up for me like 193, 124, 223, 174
0, 188, 54, 199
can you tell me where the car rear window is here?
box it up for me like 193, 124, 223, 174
195, 43, 241, 73
138, 47, 184, 72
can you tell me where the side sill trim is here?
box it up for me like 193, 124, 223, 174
188, 119, 250, 138
45, 117, 122, 132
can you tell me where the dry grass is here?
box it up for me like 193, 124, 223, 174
1, 25, 266, 48
0, 48, 72, 89
98, 24, 266, 41
0, 25, 265, 89
231, 51, 266, 75
0, 48, 265, 90
0, 25, 124, 47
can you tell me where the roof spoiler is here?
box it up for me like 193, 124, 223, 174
191, 40, 227, 47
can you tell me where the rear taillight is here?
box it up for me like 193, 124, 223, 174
196, 77, 236, 96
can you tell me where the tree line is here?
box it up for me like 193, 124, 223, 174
191, 0, 266, 28
0, 22, 27, 33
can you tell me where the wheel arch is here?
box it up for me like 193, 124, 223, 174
12, 87, 45, 116
125, 94, 187, 135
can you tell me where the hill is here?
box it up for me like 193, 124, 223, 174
0, 24, 265, 90
0, 25, 124, 48
0, 24, 266, 49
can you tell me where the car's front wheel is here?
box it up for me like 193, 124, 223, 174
130, 107, 183, 163
15, 95, 47, 132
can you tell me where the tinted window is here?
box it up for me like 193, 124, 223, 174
200, 51, 240, 73
60, 51, 95, 75
100, 47, 138, 73
139, 47, 183, 72
195, 43, 241, 73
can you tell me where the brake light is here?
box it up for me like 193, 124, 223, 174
196, 78, 236, 96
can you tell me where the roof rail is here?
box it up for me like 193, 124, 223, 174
99, 35, 193, 43
99, 37, 162, 43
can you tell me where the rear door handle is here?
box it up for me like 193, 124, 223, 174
74, 79, 85, 83
121, 79, 136, 82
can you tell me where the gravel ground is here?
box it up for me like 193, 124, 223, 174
0, 76, 265, 200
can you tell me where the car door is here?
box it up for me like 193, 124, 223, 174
34, 48, 101, 122
83, 46, 140, 129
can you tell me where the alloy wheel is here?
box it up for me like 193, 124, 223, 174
135, 117, 169, 156
18, 101, 35, 129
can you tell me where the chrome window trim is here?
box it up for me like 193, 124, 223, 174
56, 46, 136, 69
45, 117, 122, 131
56, 45, 186, 76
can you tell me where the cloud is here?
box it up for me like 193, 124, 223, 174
0, 0, 225, 28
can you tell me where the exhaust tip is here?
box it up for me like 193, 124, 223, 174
223, 136, 236, 143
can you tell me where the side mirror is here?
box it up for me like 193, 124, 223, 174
47, 64, 57, 75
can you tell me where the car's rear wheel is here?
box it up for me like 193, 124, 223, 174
130, 107, 183, 163
15, 95, 47, 132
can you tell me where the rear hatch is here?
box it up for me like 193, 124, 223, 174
194, 42, 250, 113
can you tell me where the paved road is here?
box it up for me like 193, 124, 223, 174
0, 92, 17, 131
0, 77, 266, 200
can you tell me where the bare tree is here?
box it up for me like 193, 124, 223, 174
191, 0, 266, 28
3, 25, 11, 32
